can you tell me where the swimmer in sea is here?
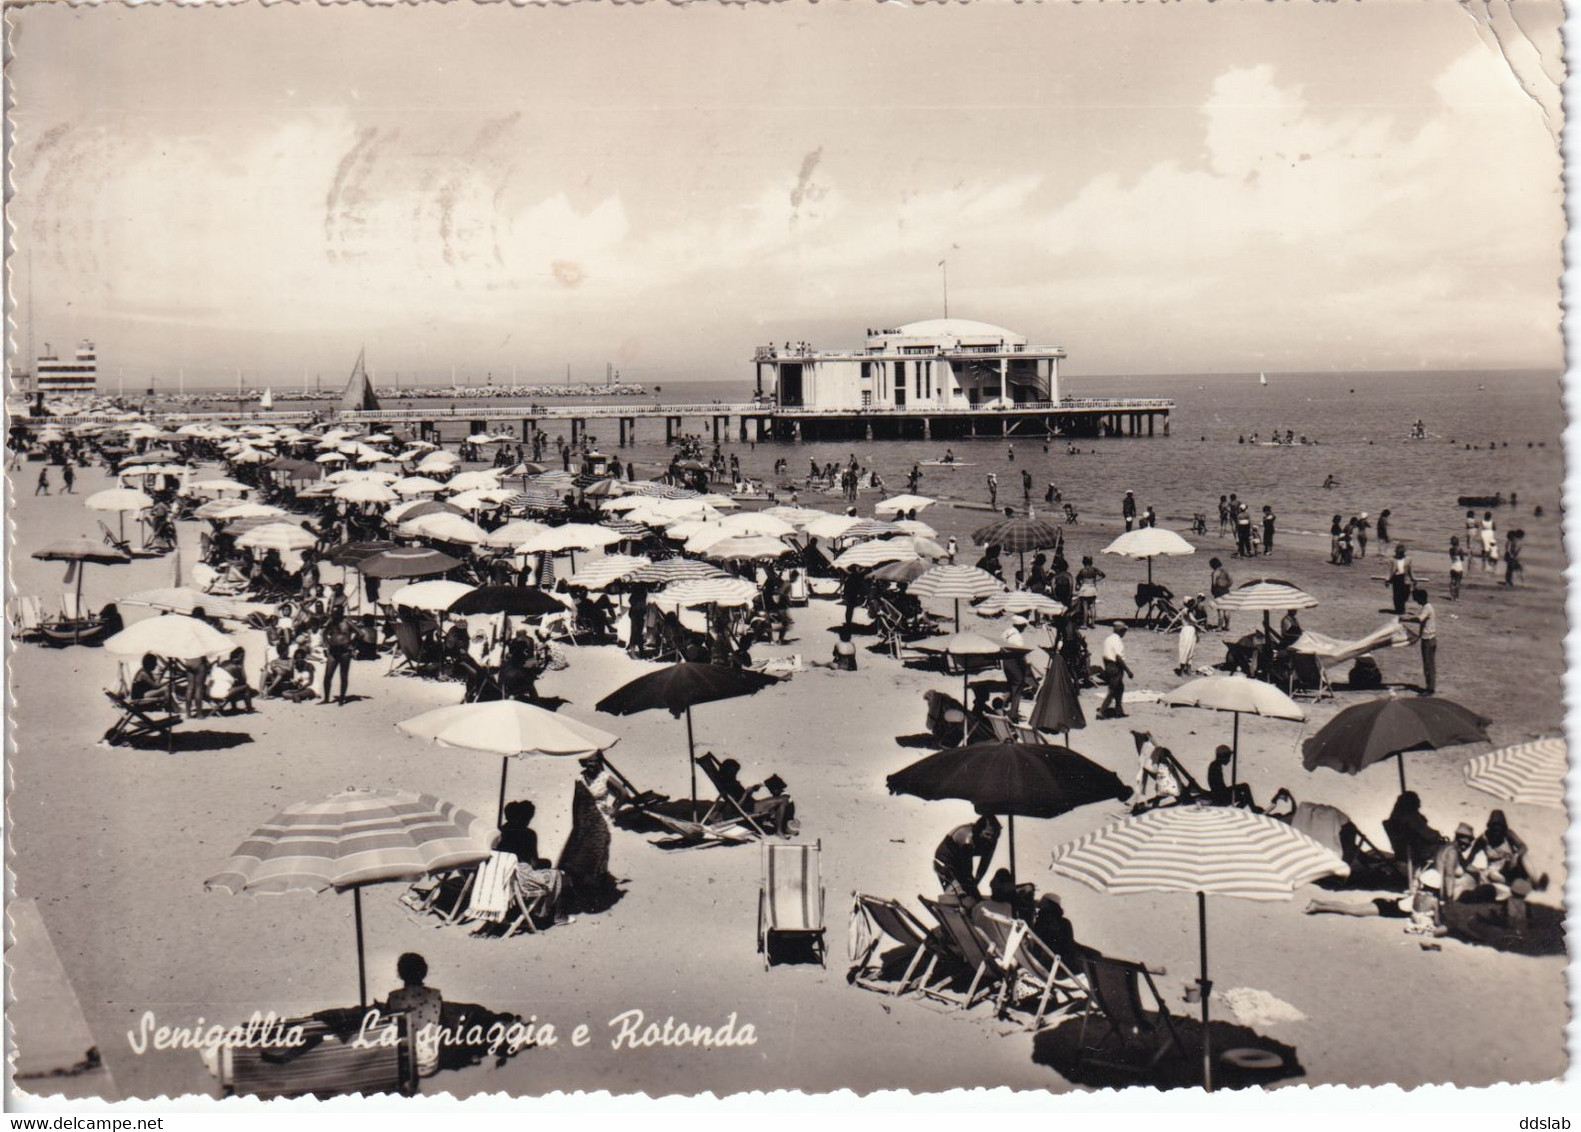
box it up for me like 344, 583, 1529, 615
1323, 474, 1337, 490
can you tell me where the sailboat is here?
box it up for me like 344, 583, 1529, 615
260, 387, 274, 411
1259, 372, 1268, 387
339, 347, 382, 413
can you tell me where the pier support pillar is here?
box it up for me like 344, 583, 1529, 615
712, 415, 727, 444
1148, 414, 1155, 437
1000, 416, 1008, 437
665, 416, 682, 446
1163, 416, 1170, 437
758, 417, 770, 442
922, 417, 931, 440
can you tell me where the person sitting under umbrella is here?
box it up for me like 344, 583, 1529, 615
127, 653, 172, 709
1474, 810, 1543, 896
1206, 746, 1258, 810
496, 801, 567, 929
1130, 731, 1182, 812
207, 646, 256, 714
932, 813, 1001, 907
713, 757, 796, 836
1030, 892, 1099, 966
578, 753, 635, 823
970, 868, 1036, 934
383, 952, 443, 1079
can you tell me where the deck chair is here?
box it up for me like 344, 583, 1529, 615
388, 622, 445, 678
917, 895, 1005, 1010
984, 713, 1018, 742
847, 893, 948, 997
216, 1013, 417, 1099
102, 689, 180, 751
8, 596, 46, 642
786, 570, 810, 607
1075, 955, 1182, 1077
59, 592, 89, 623
975, 910, 1088, 1031
645, 810, 758, 849
1012, 720, 1054, 747
1133, 583, 1179, 629
758, 840, 826, 968
98, 520, 133, 556
599, 754, 670, 820
694, 753, 771, 838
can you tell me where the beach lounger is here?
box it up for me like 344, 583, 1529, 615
8, 595, 46, 642
1075, 955, 1182, 1078
847, 893, 948, 997
758, 840, 826, 969
215, 1012, 417, 1099
98, 521, 133, 557
598, 754, 669, 819
694, 752, 771, 838
645, 810, 759, 849
917, 895, 1005, 1010
101, 689, 180, 751
974, 909, 1088, 1031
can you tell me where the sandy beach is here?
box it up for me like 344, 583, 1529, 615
6, 448, 1568, 1101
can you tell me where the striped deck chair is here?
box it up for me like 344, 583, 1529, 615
217, 1013, 417, 1098
8, 596, 46, 642
847, 893, 948, 997
1076, 955, 1182, 1078
917, 895, 1005, 1010
464, 851, 545, 936
974, 909, 1088, 1031
758, 840, 826, 969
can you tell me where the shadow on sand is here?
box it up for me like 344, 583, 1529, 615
1031, 1012, 1305, 1091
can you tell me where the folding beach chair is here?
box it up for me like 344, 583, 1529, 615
98, 520, 133, 557
974, 909, 1088, 1031
917, 895, 1005, 1010
59, 592, 89, 623
1075, 955, 1182, 1078
847, 893, 948, 997
101, 689, 181, 751
1011, 720, 1054, 747
984, 714, 1018, 743
8, 596, 46, 642
758, 840, 826, 969
217, 1013, 417, 1099
694, 752, 770, 838
599, 754, 670, 821
388, 622, 445, 679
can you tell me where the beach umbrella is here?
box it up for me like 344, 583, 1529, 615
359, 546, 464, 579
582, 478, 624, 499
398, 702, 620, 825
446, 470, 504, 493
120, 587, 256, 620
566, 554, 651, 591
105, 613, 234, 661
599, 518, 653, 542
1213, 579, 1320, 668
1029, 648, 1086, 742
703, 535, 794, 562
1301, 694, 1491, 792
834, 539, 919, 570
894, 519, 939, 539
889, 741, 1128, 879
389, 579, 477, 612
595, 662, 779, 810
447, 585, 566, 617
387, 499, 464, 525
763, 505, 831, 528
664, 577, 760, 608
399, 512, 490, 545
324, 540, 398, 568
676, 521, 737, 553
1101, 528, 1196, 585
182, 478, 249, 498
975, 591, 1067, 618
393, 476, 448, 497
327, 468, 396, 485
315, 452, 349, 464
205, 788, 493, 1005
32, 538, 131, 641
914, 631, 1008, 723
224, 515, 311, 536
602, 496, 652, 514
211, 502, 286, 521
517, 524, 622, 555
236, 522, 318, 553
971, 517, 1064, 577
721, 512, 797, 539
481, 519, 550, 549
85, 488, 153, 542
416, 452, 461, 473
448, 488, 515, 512
870, 557, 932, 584
626, 559, 728, 586
333, 480, 398, 505
805, 514, 861, 541
841, 519, 907, 541
1050, 807, 1347, 1091
1464, 737, 1567, 810
910, 564, 1006, 630
269, 457, 322, 481
1164, 674, 1305, 785
874, 494, 936, 517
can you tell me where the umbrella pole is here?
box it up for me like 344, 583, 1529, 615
1008, 814, 1017, 885
1146, 557, 1153, 586
354, 886, 368, 1008
1397, 751, 1407, 795
1231, 713, 1240, 786
74, 564, 85, 645
497, 756, 510, 828
687, 706, 698, 817
954, 598, 961, 633
961, 670, 970, 746
1197, 890, 1213, 1093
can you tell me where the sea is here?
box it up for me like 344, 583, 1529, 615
174, 369, 1565, 562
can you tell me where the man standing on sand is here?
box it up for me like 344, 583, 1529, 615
1402, 588, 1437, 694
1122, 490, 1137, 531
1234, 504, 1253, 557
34, 466, 48, 495
1261, 505, 1276, 555
61, 463, 75, 494
986, 473, 998, 509
1097, 622, 1134, 720
1022, 468, 1033, 506
1388, 544, 1415, 615
1208, 557, 1232, 630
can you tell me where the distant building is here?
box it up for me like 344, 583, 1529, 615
752, 319, 1065, 410
35, 340, 98, 394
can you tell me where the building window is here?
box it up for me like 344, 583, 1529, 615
894, 361, 906, 407
861, 361, 871, 380
861, 391, 872, 407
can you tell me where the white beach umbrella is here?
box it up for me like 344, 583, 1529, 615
417, 452, 462, 473
333, 480, 399, 504
517, 524, 622, 554
182, 478, 250, 498
875, 494, 937, 516
702, 535, 794, 561
212, 502, 286, 521
1163, 674, 1306, 783
448, 488, 515, 512
389, 579, 477, 611
763, 505, 832, 529
85, 488, 153, 513
393, 476, 448, 497
105, 613, 235, 661
1102, 528, 1196, 584
806, 514, 861, 540
446, 470, 504, 493
721, 512, 796, 539
480, 519, 550, 549
235, 522, 318, 553
399, 512, 490, 545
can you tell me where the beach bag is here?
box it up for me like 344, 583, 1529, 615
1348, 656, 1383, 690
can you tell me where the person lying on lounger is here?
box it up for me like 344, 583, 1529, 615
715, 758, 797, 835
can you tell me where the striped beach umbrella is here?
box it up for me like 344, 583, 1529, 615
1051, 806, 1347, 1092
894, 518, 939, 539
840, 519, 907, 542
1212, 579, 1319, 612
870, 557, 931, 584
975, 591, 1067, 618
971, 515, 1063, 555
599, 518, 653, 541
236, 522, 318, 553
910, 564, 1006, 630
387, 499, 465, 525
567, 554, 651, 591
205, 788, 494, 1005
358, 546, 464, 579
664, 576, 760, 608
1464, 737, 1567, 810
702, 535, 794, 562
834, 539, 919, 570
626, 559, 728, 586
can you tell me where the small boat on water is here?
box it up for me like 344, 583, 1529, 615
1457, 493, 1506, 508
1259, 372, 1268, 387
918, 460, 977, 468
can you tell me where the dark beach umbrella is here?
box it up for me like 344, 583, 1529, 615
448, 585, 565, 617
398, 500, 465, 521
358, 546, 464, 579
324, 540, 398, 568
1301, 694, 1491, 792
595, 662, 779, 811
33, 538, 131, 643
870, 557, 931, 584
268, 457, 323, 481
971, 516, 1063, 554
888, 741, 1129, 880
1029, 648, 1086, 741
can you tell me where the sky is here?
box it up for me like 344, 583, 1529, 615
5, 0, 1566, 389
